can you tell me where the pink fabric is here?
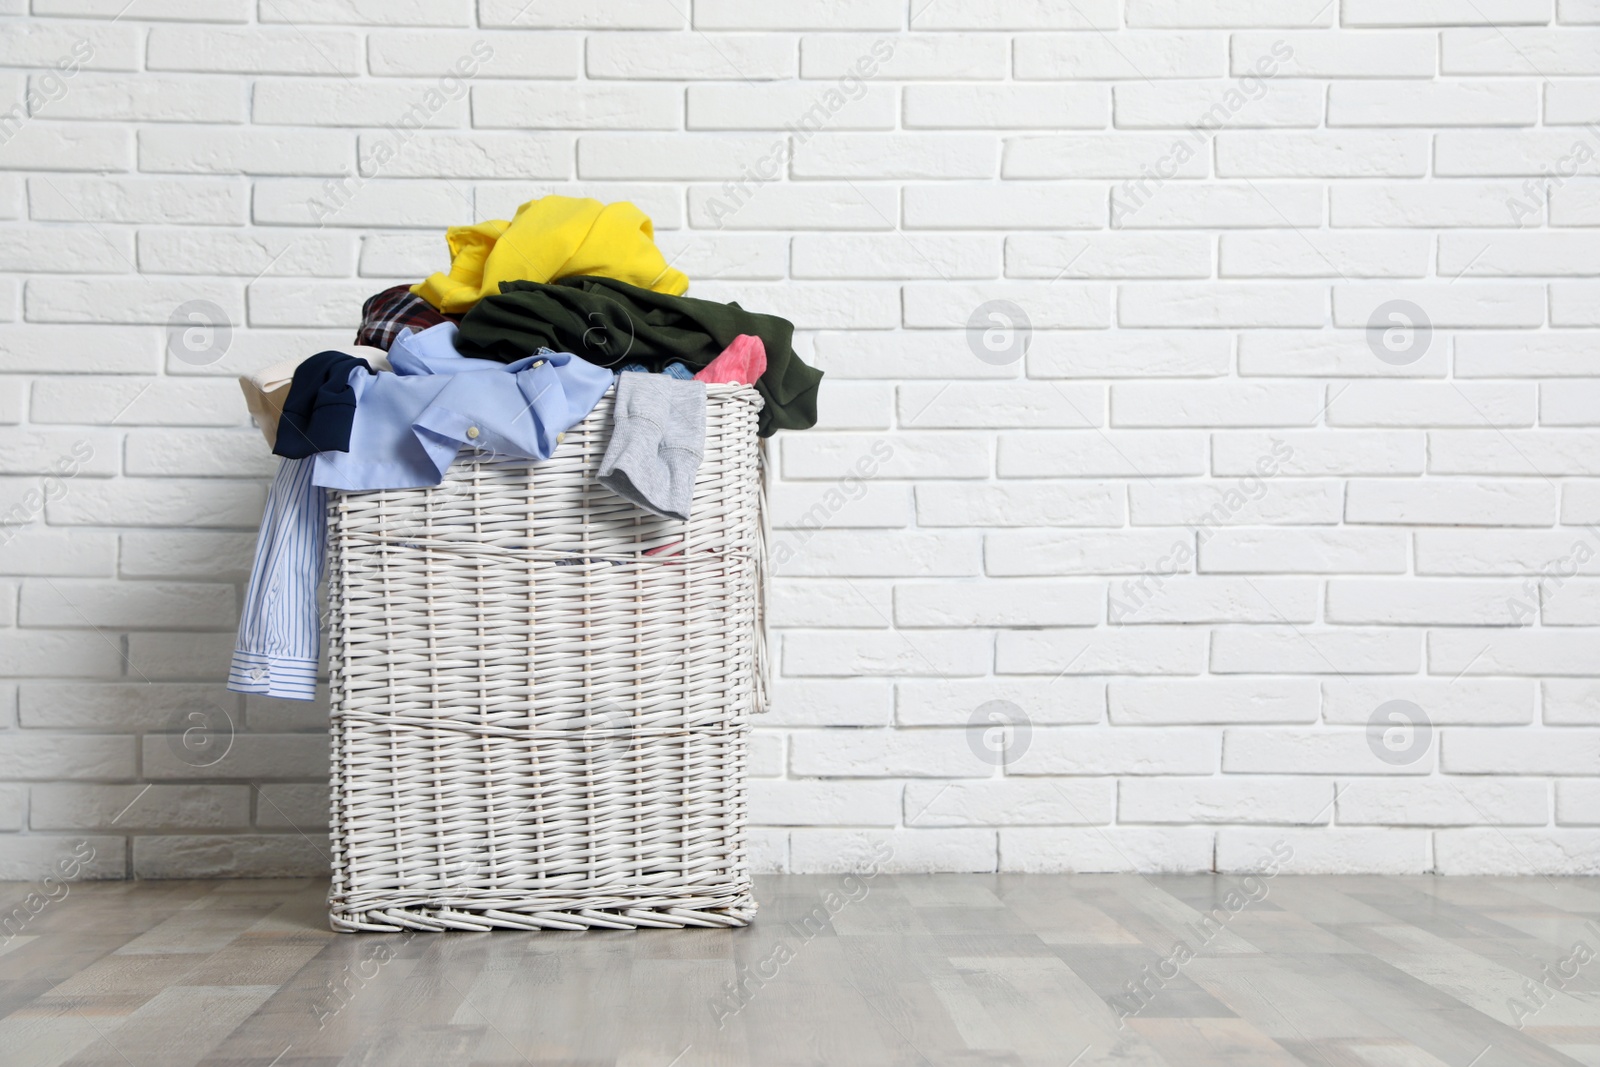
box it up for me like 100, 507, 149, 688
694, 334, 767, 386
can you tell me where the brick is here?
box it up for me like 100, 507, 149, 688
1217, 132, 1430, 178
921, 183, 1107, 233
32, 72, 245, 123
1113, 81, 1324, 129
906, 779, 1114, 826
474, 84, 680, 129
32, 378, 247, 426
792, 234, 999, 280
1119, 284, 1326, 328
137, 228, 353, 277
368, 31, 576, 78
0, 221, 136, 274
119, 531, 257, 579
769, 579, 892, 627
1017, 32, 1224, 79
589, 33, 796, 81
355, 132, 570, 180
48, 479, 264, 528
252, 180, 467, 229
1322, 679, 1534, 725
903, 283, 1109, 329
21, 578, 234, 629
1110, 679, 1319, 725
1115, 183, 1324, 228
1445, 28, 1600, 73
0, 835, 126, 881
0, 123, 130, 171
997, 627, 1210, 675
789, 728, 992, 777
477, 0, 682, 28
912, 0, 1118, 29
914, 482, 1123, 527
1231, 32, 1437, 77
1216, 431, 1425, 476
1007, 233, 1213, 278
1428, 431, 1600, 475
899, 382, 1104, 429
1442, 232, 1600, 277
687, 83, 894, 131
894, 580, 1103, 627
1109, 577, 1321, 624
133, 834, 329, 878
690, 182, 896, 230
750, 780, 902, 827
148, 27, 361, 75
769, 481, 909, 530
1553, 282, 1600, 326
1129, 480, 1341, 527
1015, 727, 1219, 775
1542, 579, 1600, 625
1333, 286, 1544, 330
986, 529, 1198, 576
34, 0, 247, 16
1126, 0, 1336, 26
895, 678, 1105, 727
261, 0, 468, 23
800, 35, 1009, 79
1330, 81, 1538, 126
774, 532, 980, 579
905, 85, 1108, 129
781, 432, 987, 480
0, 21, 138, 70
30, 176, 245, 225
1557, 781, 1600, 823
1431, 629, 1600, 676
1240, 330, 1446, 378
696, 0, 900, 29
254, 783, 328, 830
1219, 828, 1428, 875
1221, 232, 1430, 278
1004, 134, 1211, 178
254, 78, 469, 127
692, 281, 897, 330
1224, 729, 1434, 775
1436, 131, 1600, 176
1345, 479, 1556, 525
1114, 382, 1325, 428
793, 134, 999, 179
1343, 0, 1554, 26
27, 278, 243, 326
1415, 529, 1600, 575
1003, 827, 1213, 873
1327, 578, 1526, 625
0, 530, 116, 577
792, 828, 996, 873
1542, 381, 1600, 425
1123, 778, 1333, 822
1547, 81, 1600, 122
770, 679, 892, 727
1213, 627, 1423, 674
1028, 332, 1232, 379
0, 431, 116, 476
1435, 829, 1600, 876
0, 733, 132, 779
140, 733, 326, 780
998, 430, 1207, 477
31, 783, 249, 830
1332, 181, 1532, 227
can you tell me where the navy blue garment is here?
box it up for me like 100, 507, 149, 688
272, 350, 371, 459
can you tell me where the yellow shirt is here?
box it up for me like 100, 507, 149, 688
411, 195, 687, 313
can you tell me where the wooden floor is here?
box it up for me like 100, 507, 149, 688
2, 875, 1600, 1066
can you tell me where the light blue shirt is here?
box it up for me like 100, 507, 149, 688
228, 457, 325, 701
313, 322, 613, 492
230, 324, 614, 700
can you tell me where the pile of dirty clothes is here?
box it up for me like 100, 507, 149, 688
229, 195, 823, 702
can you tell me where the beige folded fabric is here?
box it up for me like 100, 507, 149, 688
240, 346, 391, 449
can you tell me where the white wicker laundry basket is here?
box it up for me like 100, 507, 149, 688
324, 383, 765, 932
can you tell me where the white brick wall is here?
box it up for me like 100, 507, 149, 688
0, 0, 1597, 879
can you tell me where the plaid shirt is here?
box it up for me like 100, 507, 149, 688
354, 284, 456, 351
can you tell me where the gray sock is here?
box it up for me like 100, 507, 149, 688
598, 372, 706, 522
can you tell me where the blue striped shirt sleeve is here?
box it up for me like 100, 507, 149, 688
228, 456, 325, 701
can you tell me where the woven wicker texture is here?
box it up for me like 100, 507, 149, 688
326, 383, 764, 932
